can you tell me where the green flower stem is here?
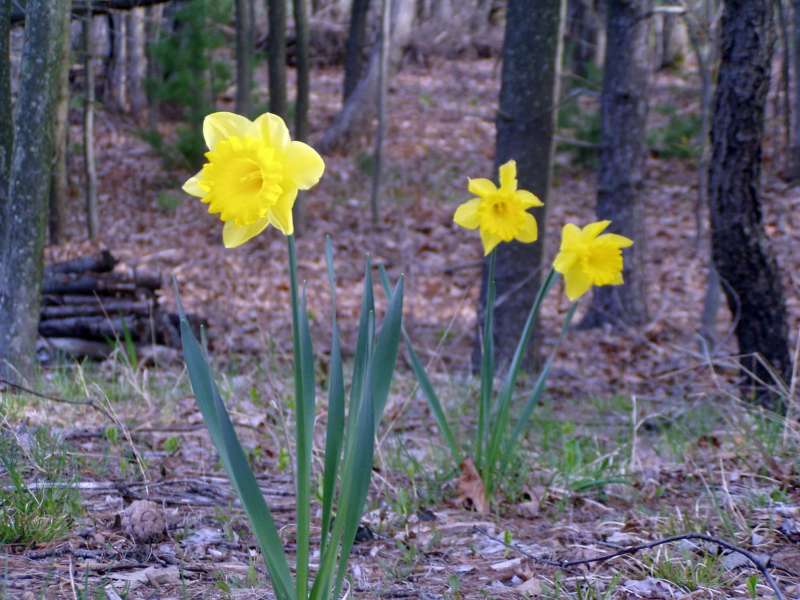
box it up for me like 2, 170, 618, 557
287, 235, 310, 599
476, 250, 497, 473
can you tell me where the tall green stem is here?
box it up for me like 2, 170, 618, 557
476, 250, 497, 473
287, 235, 310, 598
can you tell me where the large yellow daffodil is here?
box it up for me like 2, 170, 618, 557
182, 112, 325, 248
553, 220, 633, 301
453, 160, 543, 255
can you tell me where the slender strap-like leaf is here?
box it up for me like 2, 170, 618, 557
476, 251, 497, 474
485, 268, 557, 495
378, 267, 461, 464
287, 236, 315, 599
348, 258, 374, 433
175, 284, 294, 600
320, 237, 345, 558
502, 302, 578, 465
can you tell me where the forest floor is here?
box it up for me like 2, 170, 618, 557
2, 57, 800, 598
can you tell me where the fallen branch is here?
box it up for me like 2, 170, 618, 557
0, 377, 113, 421
475, 528, 786, 600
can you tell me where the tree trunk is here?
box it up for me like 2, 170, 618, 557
580, 0, 652, 329
475, 0, 565, 370
343, 0, 370, 102
145, 4, 163, 130
0, 0, 12, 199
293, 0, 310, 140
235, 0, 254, 116
319, 0, 414, 153
708, 0, 790, 411
49, 4, 72, 246
369, 0, 390, 226
792, 0, 800, 179
108, 11, 128, 111
126, 7, 147, 116
84, 12, 99, 239
567, 0, 600, 79
0, 0, 70, 380
267, 0, 288, 119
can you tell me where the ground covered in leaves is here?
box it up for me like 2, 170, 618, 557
2, 57, 800, 598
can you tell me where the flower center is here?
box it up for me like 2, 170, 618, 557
479, 193, 522, 240
200, 136, 284, 226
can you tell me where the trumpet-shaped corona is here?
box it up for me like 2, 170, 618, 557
453, 160, 543, 255
182, 112, 325, 248
553, 220, 634, 301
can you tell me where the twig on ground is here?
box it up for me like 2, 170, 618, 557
0, 377, 113, 421
475, 528, 787, 600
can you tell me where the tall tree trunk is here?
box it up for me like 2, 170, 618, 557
0, 0, 12, 199
108, 11, 128, 111
0, 0, 70, 380
319, 0, 414, 153
84, 12, 99, 239
580, 0, 652, 328
235, 0, 254, 117
708, 0, 790, 410
343, 0, 370, 101
293, 0, 310, 140
126, 7, 147, 116
267, 0, 287, 119
145, 4, 163, 130
475, 0, 565, 370
792, 0, 800, 179
49, 4, 72, 246
369, 0, 390, 226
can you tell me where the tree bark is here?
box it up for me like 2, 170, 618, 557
49, 4, 72, 246
580, 0, 652, 329
708, 0, 790, 410
475, 0, 565, 370
0, 0, 71, 380
0, 0, 12, 200
792, 0, 800, 179
84, 12, 99, 239
293, 0, 310, 140
108, 11, 128, 111
125, 7, 147, 116
343, 0, 370, 102
369, 0, 390, 226
235, 0, 255, 116
145, 4, 163, 130
319, 0, 414, 153
267, 0, 288, 119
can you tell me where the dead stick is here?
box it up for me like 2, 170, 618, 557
475, 528, 786, 600
0, 377, 113, 421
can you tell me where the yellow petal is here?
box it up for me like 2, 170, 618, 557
284, 141, 325, 190
560, 223, 582, 249
498, 160, 517, 191
553, 249, 577, 274
515, 189, 543, 208
583, 220, 611, 240
203, 112, 256, 150
564, 265, 593, 301
597, 232, 634, 248
454, 198, 481, 229
515, 211, 538, 243
468, 178, 497, 197
480, 228, 502, 256
222, 217, 270, 249
255, 112, 291, 151
268, 188, 298, 236
182, 171, 206, 197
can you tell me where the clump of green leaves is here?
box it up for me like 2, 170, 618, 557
647, 106, 702, 159
147, 0, 232, 167
0, 428, 82, 544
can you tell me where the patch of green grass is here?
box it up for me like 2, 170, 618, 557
542, 572, 622, 599
639, 550, 730, 593
0, 428, 82, 545
647, 106, 702, 159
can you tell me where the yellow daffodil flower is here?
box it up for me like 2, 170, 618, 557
182, 112, 325, 248
553, 220, 634, 301
453, 160, 543, 255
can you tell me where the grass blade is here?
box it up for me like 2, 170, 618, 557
378, 266, 461, 464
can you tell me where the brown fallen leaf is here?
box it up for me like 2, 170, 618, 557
455, 457, 489, 514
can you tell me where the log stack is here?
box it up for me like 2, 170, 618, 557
37, 250, 202, 363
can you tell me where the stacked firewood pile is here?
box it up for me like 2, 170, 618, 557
37, 250, 202, 363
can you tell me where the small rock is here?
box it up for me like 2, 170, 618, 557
122, 500, 166, 544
